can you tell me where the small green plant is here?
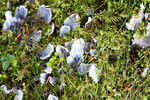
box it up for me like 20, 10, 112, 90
0, 54, 17, 70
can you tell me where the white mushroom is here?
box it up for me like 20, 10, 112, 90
49, 77, 57, 86
77, 63, 87, 75
67, 38, 85, 66
38, 5, 52, 23
132, 34, 150, 48
38, 44, 54, 60
65, 41, 73, 51
126, 3, 145, 30
14, 90, 23, 100
32, 30, 42, 42
44, 66, 52, 74
64, 13, 80, 31
90, 49, 96, 57
3, 11, 21, 32
0, 85, 23, 100
56, 45, 68, 58
88, 64, 99, 83
49, 23, 55, 35
47, 94, 58, 100
40, 73, 47, 85
141, 67, 149, 78
85, 17, 92, 28
59, 83, 66, 90
60, 25, 70, 37
1, 85, 13, 94
15, 5, 28, 20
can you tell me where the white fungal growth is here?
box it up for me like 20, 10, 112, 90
1, 85, 23, 100
66, 56, 74, 65
49, 77, 57, 86
64, 13, 80, 31
132, 34, 150, 48
56, 45, 68, 58
3, 5, 27, 32
132, 17, 150, 47
1, 85, 14, 94
67, 38, 85, 66
126, 3, 145, 30
32, 30, 42, 42
47, 94, 58, 100
78, 63, 87, 75
40, 65, 52, 85
90, 49, 96, 57
146, 23, 150, 38
49, 23, 55, 35
38, 5, 52, 23
3, 11, 21, 32
3, 19, 12, 31
15, 5, 28, 20
40, 73, 47, 85
39, 65, 57, 86
85, 17, 92, 28
145, 13, 149, 20
60, 25, 70, 37
6, 0, 9, 9
142, 67, 149, 78
59, 83, 66, 90
65, 41, 73, 51
44, 66, 52, 74
88, 64, 99, 83
5, 11, 12, 20
38, 44, 54, 60
14, 90, 23, 100
70, 38, 85, 59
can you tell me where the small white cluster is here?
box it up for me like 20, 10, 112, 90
126, 3, 150, 48
132, 34, 150, 48
60, 25, 70, 37
60, 13, 80, 37
56, 45, 68, 58
39, 65, 57, 86
3, 6, 28, 32
1, 85, 23, 100
77, 63, 101, 83
88, 64, 100, 83
126, 3, 145, 30
38, 44, 54, 60
90, 49, 96, 57
67, 38, 85, 66
15, 6, 28, 20
1, 2, 102, 100
141, 67, 149, 78
47, 94, 58, 100
64, 13, 80, 31
49, 23, 55, 35
38, 5, 52, 23
85, 17, 92, 28
32, 30, 42, 42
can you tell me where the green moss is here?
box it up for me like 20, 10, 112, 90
1, 0, 150, 100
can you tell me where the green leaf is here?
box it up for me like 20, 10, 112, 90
2, 61, 10, 70
0, 55, 5, 62
12, 59, 17, 67
7, 54, 16, 60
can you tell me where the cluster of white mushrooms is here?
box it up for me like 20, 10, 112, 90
1, 1, 99, 99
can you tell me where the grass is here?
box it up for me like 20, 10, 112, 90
1, 0, 150, 100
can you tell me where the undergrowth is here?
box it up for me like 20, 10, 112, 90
1, 0, 150, 100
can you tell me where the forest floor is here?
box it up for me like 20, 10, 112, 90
0, 0, 150, 100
